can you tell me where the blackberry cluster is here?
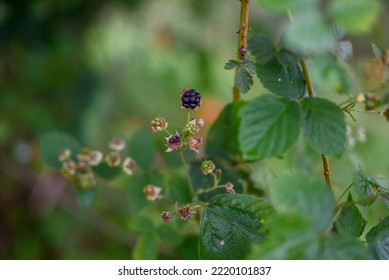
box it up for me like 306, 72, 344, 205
181, 89, 201, 110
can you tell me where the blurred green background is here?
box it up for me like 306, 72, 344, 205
0, 0, 388, 259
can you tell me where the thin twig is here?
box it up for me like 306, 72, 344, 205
301, 59, 333, 190
347, 109, 383, 115
300, 60, 315, 98
178, 149, 195, 195
233, 0, 250, 101
321, 155, 332, 188
336, 182, 354, 203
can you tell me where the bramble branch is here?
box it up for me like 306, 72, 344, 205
301, 59, 333, 189
233, 0, 250, 101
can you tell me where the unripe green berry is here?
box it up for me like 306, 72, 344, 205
183, 121, 200, 136
151, 116, 168, 132
78, 173, 96, 190
200, 160, 215, 175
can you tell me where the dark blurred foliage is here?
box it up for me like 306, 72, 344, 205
0, 0, 137, 259
0, 0, 235, 259
0, 0, 142, 139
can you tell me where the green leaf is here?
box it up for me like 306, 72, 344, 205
39, 131, 81, 169
276, 48, 302, 66
166, 171, 191, 203
371, 42, 382, 59
127, 174, 149, 212
329, 0, 381, 34
128, 127, 155, 170
93, 162, 121, 180
132, 233, 158, 260
353, 167, 379, 206
310, 56, 358, 94
76, 186, 97, 209
239, 95, 301, 160
248, 34, 275, 64
256, 58, 306, 99
301, 97, 347, 156
128, 216, 154, 233
224, 59, 240, 70
320, 234, 369, 260
243, 58, 256, 75
269, 172, 335, 232
380, 191, 389, 210
157, 224, 182, 248
253, 214, 368, 260
336, 193, 364, 237
366, 215, 389, 260
199, 194, 272, 259
253, 213, 321, 260
254, 0, 319, 11
235, 67, 253, 94
206, 102, 244, 163
284, 11, 335, 54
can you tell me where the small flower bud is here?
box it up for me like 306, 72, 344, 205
177, 204, 192, 220
61, 160, 76, 178
105, 151, 121, 167
225, 182, 235, 194
122, 157, 136, 175
355, 93, 366, 103
384, 107, 389, 122
364, 93, 376, 111
188, 136, 203, 154
77, 160, 88, 170
143, 184, 162, 201
89, 150, 103, 166
165, 131, 183, 152
78, 172, 96, 190
197, 118, 205, 127
200, 160, 215, 175
109, 138, 126, 151
183, 119, 200, 136
215, 169, 222, 184
150, 116, 168, 132
161, 211, 174, 222
58, 148, 71, 162
77, 148, 91, 162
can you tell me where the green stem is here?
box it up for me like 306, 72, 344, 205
195, 184, 226, 196
321, 155, 333, 189
336, 182, 354, 203
178, 149, 195, 195
301, 59, 333, 190
233, 0, 250, 101
347, 109, 383, 115
213, 173, 218, 188
163, 129, 172, 136
300, 60, 315, 98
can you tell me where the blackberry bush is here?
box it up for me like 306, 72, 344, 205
35, 0, 389, 262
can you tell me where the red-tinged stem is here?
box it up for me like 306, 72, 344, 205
233, 0, 250, 101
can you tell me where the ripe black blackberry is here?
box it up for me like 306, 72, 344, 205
181, 88, 201, 110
